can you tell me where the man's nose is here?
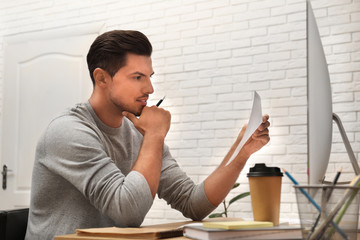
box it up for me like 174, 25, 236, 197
144, 77, 154, 94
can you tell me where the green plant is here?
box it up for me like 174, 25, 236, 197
209, 183, 250, 218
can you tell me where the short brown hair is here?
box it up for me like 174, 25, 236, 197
86, 30, 153, 85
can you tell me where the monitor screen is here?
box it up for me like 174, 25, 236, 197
307, 0, 333, 185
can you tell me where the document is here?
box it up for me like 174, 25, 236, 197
226, 91, 263, 166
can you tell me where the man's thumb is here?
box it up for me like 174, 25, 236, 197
122, 111, 137, 124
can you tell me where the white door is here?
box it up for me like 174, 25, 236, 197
0, 24, 104, 209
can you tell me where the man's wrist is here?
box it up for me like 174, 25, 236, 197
143, 131, 166, 143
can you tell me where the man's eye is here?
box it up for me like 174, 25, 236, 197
134, 76, 142, 80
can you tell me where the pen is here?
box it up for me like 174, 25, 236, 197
326, 169, 342, 200
156, 96, 166, 107
282, 169, 320, 211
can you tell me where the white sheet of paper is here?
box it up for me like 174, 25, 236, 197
226, 91, 262, 166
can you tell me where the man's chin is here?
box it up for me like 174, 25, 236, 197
130, 107, 144, 117
124, 104, 146, 117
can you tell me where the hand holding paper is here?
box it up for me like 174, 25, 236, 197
226, 91, 263, 166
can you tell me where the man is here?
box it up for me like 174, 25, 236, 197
25, 30, 270, 239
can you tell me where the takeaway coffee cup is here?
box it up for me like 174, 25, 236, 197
247, 163, 283, 226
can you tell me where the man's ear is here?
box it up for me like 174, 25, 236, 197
93, 68, 110, 87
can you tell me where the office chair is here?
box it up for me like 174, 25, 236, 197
0, 208, 29, 240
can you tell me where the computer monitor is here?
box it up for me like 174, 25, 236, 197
307, 0, 360, 185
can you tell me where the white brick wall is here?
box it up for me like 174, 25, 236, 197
0, 0, 359, 225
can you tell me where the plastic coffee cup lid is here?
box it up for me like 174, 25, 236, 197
247, 163, 283, 177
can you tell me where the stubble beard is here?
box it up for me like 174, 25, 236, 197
111, 98, 144, 117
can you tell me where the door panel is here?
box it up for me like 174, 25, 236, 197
0, 24, 103, 209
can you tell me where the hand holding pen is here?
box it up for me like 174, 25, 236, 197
123, 95, 170, 136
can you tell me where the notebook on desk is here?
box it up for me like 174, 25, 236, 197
183, 222, 302, 240
76, 224, 185, 239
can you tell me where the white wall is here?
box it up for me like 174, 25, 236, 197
0, 0, 359, 224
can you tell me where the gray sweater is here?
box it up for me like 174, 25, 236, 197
25, 102, 215, 239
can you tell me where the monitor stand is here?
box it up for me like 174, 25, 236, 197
331, 113, 360, 178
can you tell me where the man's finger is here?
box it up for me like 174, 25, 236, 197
262, 114, 269, 123
257, 120, 270, 131
254, 128, 269, 137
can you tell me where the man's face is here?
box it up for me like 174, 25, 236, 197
107, 53, 154, 116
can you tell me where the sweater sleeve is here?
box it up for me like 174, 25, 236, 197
39, 116, 153, 227
157, 146, 216, 220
